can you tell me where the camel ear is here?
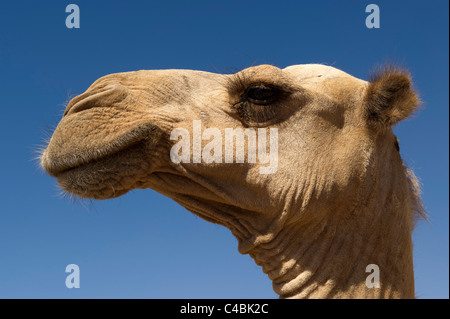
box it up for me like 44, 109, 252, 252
364, 67, 420, 127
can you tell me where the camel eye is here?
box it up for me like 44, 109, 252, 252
232, 80, 296, 125
245, 84, 278, 105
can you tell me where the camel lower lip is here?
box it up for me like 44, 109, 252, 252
50, 139, 155, 199
44, 138, 147, 177
52, 157, 102, 177
41, 123, 160, 177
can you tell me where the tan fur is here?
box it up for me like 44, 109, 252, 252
365, 66, 421, 127
41, 64, 424, 298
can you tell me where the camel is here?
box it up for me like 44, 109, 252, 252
41, 64, 425, 298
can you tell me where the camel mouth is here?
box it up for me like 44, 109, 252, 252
53, 139, 155, 199
41, 123, 161, 178
45, 138, 145, 177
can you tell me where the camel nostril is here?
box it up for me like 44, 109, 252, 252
63, 84, 128, 117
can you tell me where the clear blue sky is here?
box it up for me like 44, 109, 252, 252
0, 0, 448, 298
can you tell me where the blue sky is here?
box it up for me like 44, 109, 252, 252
0, 0, 448, 298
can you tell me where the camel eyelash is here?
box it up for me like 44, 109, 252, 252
227, 73, 292, 103
230, 85, 290, 124
225, 70, 298, 125
225, 71, 252, 96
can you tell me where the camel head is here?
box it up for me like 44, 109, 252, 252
41, 64, 423, 298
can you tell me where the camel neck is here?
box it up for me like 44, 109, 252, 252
233, 176, 416, 299
223, 132, 420, 299
236, 203, 415, 298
